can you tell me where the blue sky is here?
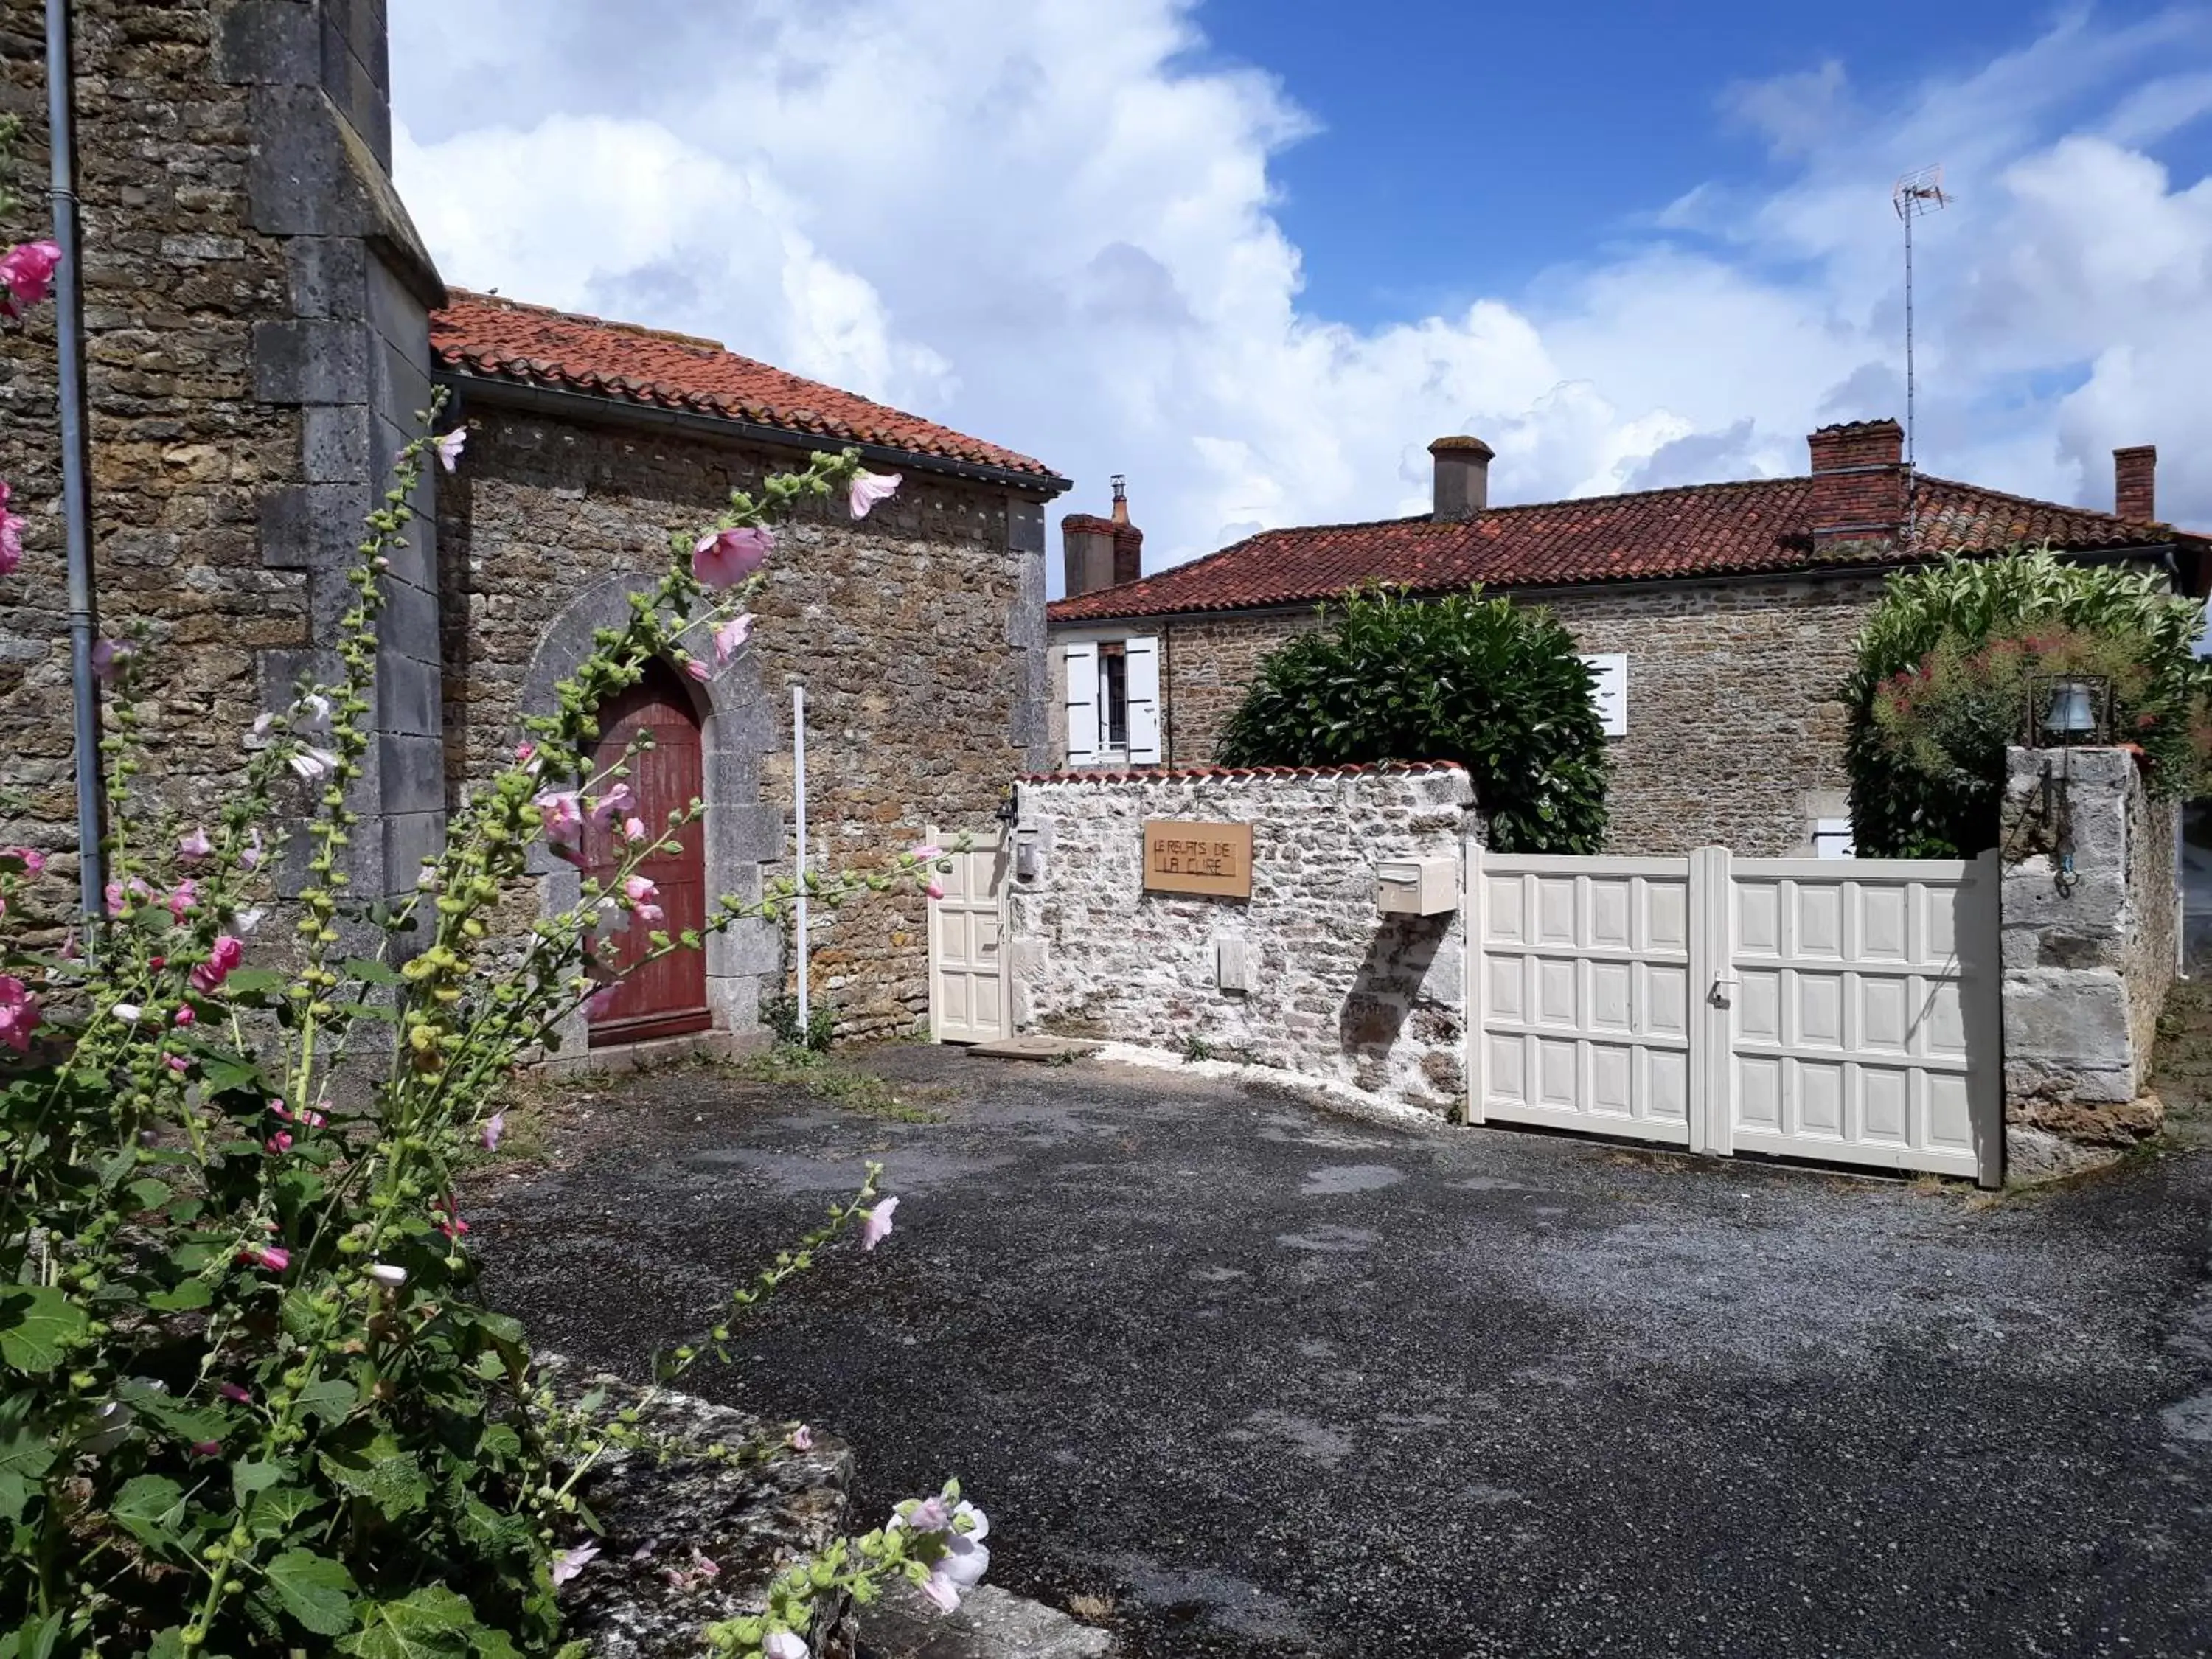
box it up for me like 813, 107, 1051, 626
1198, 1, 2209, 322
389, 1, 2212, 580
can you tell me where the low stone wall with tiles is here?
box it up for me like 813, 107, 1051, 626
1006, 763, 1478, 1112
1999, 744, 2180, 1178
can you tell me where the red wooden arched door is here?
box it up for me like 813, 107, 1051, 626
583, 659, 710, 1046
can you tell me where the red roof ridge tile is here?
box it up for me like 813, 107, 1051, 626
431, 289, 1065, 484
1916, 470, 2168, 534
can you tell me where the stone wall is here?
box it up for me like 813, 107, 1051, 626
0, 0, 444, 928
1006, 763, 1476, 1111
1048, 571, 1882, 856
437, 386, 1051, 1042
1998, 744, 2179, 1175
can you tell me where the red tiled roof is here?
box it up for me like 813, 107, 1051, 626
1048, 473, 2205, 622
431, 290, 1062, 484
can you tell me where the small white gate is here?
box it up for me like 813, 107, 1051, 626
927, 827, 1009, 1044
1468, 846, 2002, 1184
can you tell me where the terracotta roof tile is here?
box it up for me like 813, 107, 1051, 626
1048, 473, 2205, 622
431, 290, 1062, 484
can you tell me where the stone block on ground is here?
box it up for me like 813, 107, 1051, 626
858, 1585, 1114, 1659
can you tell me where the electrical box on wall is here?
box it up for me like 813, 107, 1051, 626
1376, 857, 1458, 917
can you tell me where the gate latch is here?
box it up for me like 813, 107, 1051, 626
1707, 978, 1737, 1010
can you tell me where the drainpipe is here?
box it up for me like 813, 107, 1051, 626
46, 0, 105, 922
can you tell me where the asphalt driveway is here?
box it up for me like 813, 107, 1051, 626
476, 1049, 2212, 1658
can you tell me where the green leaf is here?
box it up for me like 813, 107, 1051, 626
0, 1287, 86, 1374
232, 1460, 281, 1502
295, 1378, 358, 1425
220, 968, 286, 996
0, 1430, 54, 1523
264, 1548, 358, 1637
336, 1586, 474, 1659
245, 1483, 321, 1542
109, 1474, 187, 1552
320, 1438, 428, 1521
126, 1177, 173, 1213
146, 1279, 214, 1312
343, 956, 404, 987
116, 1380, 226, 1447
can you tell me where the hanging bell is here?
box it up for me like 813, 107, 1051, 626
2043, 680, 2098, 740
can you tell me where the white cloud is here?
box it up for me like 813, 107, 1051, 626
389, 0, 2212, 584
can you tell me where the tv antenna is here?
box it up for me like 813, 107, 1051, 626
1892, 164, 1952, 471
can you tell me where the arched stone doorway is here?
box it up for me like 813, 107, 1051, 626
521, 573, 785, 1062
584, 658, 709, 1045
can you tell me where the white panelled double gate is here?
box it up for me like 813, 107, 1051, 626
1467, 846, 2003, 1185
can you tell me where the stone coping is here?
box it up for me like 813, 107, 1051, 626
1018, 760, 1469, 785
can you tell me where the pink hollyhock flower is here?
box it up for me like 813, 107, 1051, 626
239, 1245, 289, 1272
433, 427, 467, 472
587, 782, 634, 833
265, 1132, 292, 1155
905, 1495, 952, 1533
583, 984, 619, 1019
909, 842, 942, 863
4, 846, 44, 875
432, 1198, 469, 1239
90, 638, 131, 682
764, 1633, 807, 1659
302, 1103, 328, 1128
0, 977, 40, 1055
164, 1054, 189, 1074
713, 614, 754, 662
848, 470, 901, 519
288, 746, 340, 780
0, 240, 62, 313
514, 740, 536, 766
684, 658, 711, 683
861, 1195, 898, 1251
191, 1439, 222, 1458
619, 816, 647, 845
189, 934, 245, 995
919, 1573, 961, 1613
925, 879, 945, 901
789, 1424, 813, 1451
550, 1543, 599, 1587
534, 790, 583, 850
268, 1100, 292, 1122
240, 827, 264, 870
624, 874, 658, 905
480, 1110, 505, 1152
166, 880, 197, 920
173, 1006, 195, 1027
217, 1382, 251, 1404
691, 526, 773, 588
176, 827, 213, 861
0, 484, 21, 577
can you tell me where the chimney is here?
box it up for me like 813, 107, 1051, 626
1806, 419, 1905, 551
1110, 475, 1143, 585
1061, 476, 1141, 597
2114, 445, 2157, 522
1430, 436, 1494, 521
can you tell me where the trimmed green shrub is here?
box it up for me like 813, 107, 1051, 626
1845, 546, 2210, 856
1215, 585, 1610, 854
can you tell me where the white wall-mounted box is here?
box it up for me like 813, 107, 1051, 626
1376, 856, 1458, 917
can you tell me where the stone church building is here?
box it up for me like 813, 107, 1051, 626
0, 0, 1066, 1045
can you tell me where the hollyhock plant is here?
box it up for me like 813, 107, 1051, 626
0, 420, 958, 1659
0, 479, 21, 577
88, 636, 131, 682
434, 426, 467, 472
847, 469, 901, 519
692, 525, 773, 588
0, 238, 60, 314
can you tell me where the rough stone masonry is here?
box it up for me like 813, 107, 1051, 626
1006, 764, 1476, 1111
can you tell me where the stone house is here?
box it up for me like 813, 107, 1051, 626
1046, 425, 2211, 855
0, 0, 1065, 1051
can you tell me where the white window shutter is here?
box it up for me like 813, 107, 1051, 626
1064, 641, 1100, 766
1125, 635, 1162, 763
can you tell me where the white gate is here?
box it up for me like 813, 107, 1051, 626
1468, 846, 2002, 1184
927, 827, 1009, 1044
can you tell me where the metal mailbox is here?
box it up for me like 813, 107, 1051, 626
1375, 856, 1458, 917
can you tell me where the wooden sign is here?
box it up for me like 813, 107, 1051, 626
1144, 819, 1253, 898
